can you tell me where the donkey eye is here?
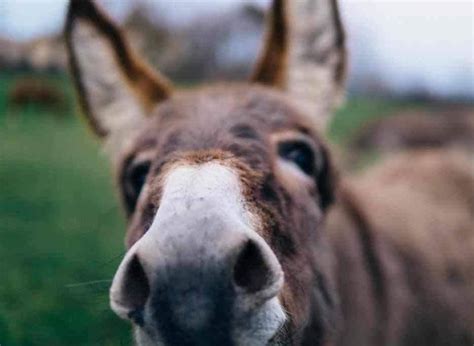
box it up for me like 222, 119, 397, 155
278, 141, 316, 176
128, 162, 151, 196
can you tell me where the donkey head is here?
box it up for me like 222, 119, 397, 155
65, 0, 346, 344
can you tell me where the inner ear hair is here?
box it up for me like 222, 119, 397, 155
250, 0, 347, 130
65, 0, 173, 137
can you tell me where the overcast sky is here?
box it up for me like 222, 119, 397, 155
0, 0, 266, 39
0, 0, 472, 98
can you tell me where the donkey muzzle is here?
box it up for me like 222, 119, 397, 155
109, 163, 285, 344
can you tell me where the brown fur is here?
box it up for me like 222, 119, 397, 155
328, 150, 474, 345
115, 86, 474, 345
65, 0, 474, 345
251, 0, 289, 87
115, 85, 338, 344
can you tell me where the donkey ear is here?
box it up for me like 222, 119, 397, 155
65, 0, 172, 138
251, 0, 347, 129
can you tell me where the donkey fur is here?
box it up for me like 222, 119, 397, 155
65, 0, 474, 344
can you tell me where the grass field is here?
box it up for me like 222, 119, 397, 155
0, 73, 412, 345
0, 74, 130, 345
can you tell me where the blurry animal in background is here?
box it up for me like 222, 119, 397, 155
65, 0, 474, 345
351, 108, 474, 163
7, 78, 66, 112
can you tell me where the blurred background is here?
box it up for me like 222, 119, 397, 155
0, 0, 473, 345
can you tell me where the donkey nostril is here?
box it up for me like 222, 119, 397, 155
233, 240, 273, 293
111, 254, 150, 321
127, 308, 145, 327
123, 255, 150, 309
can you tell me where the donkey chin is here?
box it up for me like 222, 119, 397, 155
110, 163, 287, 345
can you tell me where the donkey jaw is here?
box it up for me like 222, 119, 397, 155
110, 162, 286, 345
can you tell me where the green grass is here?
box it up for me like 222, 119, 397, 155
328, 97, 411, 145
0, 73, 415, 345
0, 74, 130, 345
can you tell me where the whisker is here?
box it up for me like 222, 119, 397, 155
65, 279, 112, 288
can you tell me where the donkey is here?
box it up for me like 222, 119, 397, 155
65, 0, 474, 345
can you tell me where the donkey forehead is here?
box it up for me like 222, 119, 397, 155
146, 85, 313, 135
